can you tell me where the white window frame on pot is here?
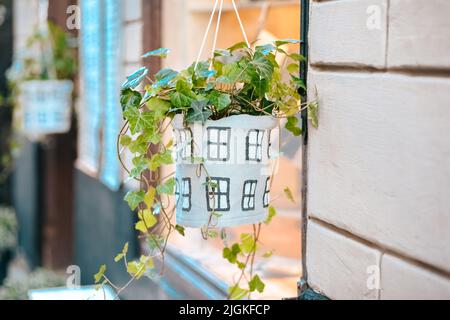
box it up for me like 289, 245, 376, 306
206, 127, 231, 162
246, 129, 265, 162
175, 177, 192, 212
242, 180, 258, 211
263, 177, 271, 208
176, 128, 194, 161
205, 177, 231, 212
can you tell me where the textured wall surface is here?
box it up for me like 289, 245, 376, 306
307, 0, 450, 300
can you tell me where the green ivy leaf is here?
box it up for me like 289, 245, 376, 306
94, 265, 106, 284
124, 191, 145, 211
249, 275, 265, 293
147, 97, 171, 120
144, 131, 163, 145
142, 47, 170, 58
284, 187, 295, 203
265, 206, 277, 224
130, 156, 147, 178
148, 235, 164, 251
186, 100, 212, 124
289, 53, 306, 62
217, 62, 242, 84
214, 49, 231, 57
126, 260, 147, 280
148, 150, 174, 171
123, 108, 154, 135
274, 39, 300, 47
120, 89, 142, 112
154, 68, 178, 87
223, 244, 241, 264
227, 41, 248, 52
144, 187, 156, 209
291, 75, 306, 91
209, 91, 231, 111
156, 178, 176, 195
129, 135, 149, 154
251, 74, 270, 99
263, 251, 274, 258
285, 116, 302, 136
122, 67, 148, 89
120, 135, 132, 147
170, 91, 192, 109
114, 242, 129, 262
228, 285, 249, 300
136, 210, 158, 233
208, 231, 219, 238
240, 233, 255, 254
255, 43, 277, 56
287, 63, 299, 74
175, 225, 186, 236
252, 56, 274, 80
308, 101, 319, 129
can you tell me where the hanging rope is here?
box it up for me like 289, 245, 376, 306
231, 0, 250, 48
195, 0, 219, 70
195, 0, 251, 71
37, 0, 57, 79
209, 0, 225, 68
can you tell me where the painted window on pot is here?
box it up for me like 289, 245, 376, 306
242, 180, 257, 211
176, 178, 192, 212
207, 127, 231, 162
176, 128, 194, 161
246, 129, 265, 162
205, 177, 230, 212
267, 129, 273, 159
263, 177, 271, 208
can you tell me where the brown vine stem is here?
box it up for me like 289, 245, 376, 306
227, 223, 262, 300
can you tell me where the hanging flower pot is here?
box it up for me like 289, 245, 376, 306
20, 80, 73, 136
115, 0, 319, 300
6, 16, 76, 138
173, 114, 277, 228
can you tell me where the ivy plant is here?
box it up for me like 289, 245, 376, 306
94, 40, 318, 300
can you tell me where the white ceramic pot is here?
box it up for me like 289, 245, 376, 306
173, 114, 278, 228
20, 80, 73, 136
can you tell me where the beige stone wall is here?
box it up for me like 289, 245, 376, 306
307, 0, 450, 300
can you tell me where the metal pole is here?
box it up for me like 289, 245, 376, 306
298, 0, 310, 297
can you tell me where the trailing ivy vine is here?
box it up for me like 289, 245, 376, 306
94, 39, 318, 300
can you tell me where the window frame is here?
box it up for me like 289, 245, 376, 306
207, 127, 231, 162
242, 180, 258, 211
176, 128, 194, 161
263, 177, 271, 208
246, 129, 265, 162
205, 177, 231, 212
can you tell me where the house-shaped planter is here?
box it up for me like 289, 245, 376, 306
173, 114, 277, 228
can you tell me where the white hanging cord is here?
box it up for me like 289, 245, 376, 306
195, 0, 251, 71
209, 0, 224, 68
37, 0, 57, 79
194, 0, 219, 70
231, 0, 251, 48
